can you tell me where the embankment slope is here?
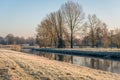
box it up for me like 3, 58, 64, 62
0, 49, 120, 80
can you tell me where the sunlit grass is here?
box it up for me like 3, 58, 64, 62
0, 49, 120, 80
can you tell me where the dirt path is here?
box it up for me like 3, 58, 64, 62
0, 49, 120, 80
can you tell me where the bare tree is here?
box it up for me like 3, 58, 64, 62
113, 28, 120, 48
61, 1, 84, 48
85, 14, 103, 48
37, 19, 53, 47
101, 23, 110, 48
48, 11, 66, 48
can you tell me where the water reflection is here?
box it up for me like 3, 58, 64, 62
73, 56, 120, 74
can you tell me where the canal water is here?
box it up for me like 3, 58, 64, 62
73, 56, 120, 74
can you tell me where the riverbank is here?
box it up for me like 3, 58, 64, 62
0, 49, 120, 80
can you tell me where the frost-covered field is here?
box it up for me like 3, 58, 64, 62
0, 49, 120, 80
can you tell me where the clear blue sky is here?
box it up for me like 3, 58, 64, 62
0, 0, 120, 38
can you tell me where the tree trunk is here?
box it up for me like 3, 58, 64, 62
70, 31, 73, 48
57, 38, 65, 61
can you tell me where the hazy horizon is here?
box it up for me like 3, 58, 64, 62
0, 0, 120, 38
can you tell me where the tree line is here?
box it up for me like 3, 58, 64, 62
0, 34, 35, 46
36, 1, 120, 49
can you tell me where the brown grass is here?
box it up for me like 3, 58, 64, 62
11, 45, 21, 51
0, 49, 120, 80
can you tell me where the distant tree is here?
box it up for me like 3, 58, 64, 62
26, 37, 35, 46
5, 34, 15, 45
61, 1, 84, 48
0, 36, 6, 45
14, 36, 26, 44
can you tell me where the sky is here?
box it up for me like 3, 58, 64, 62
0, 0, 120, 38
